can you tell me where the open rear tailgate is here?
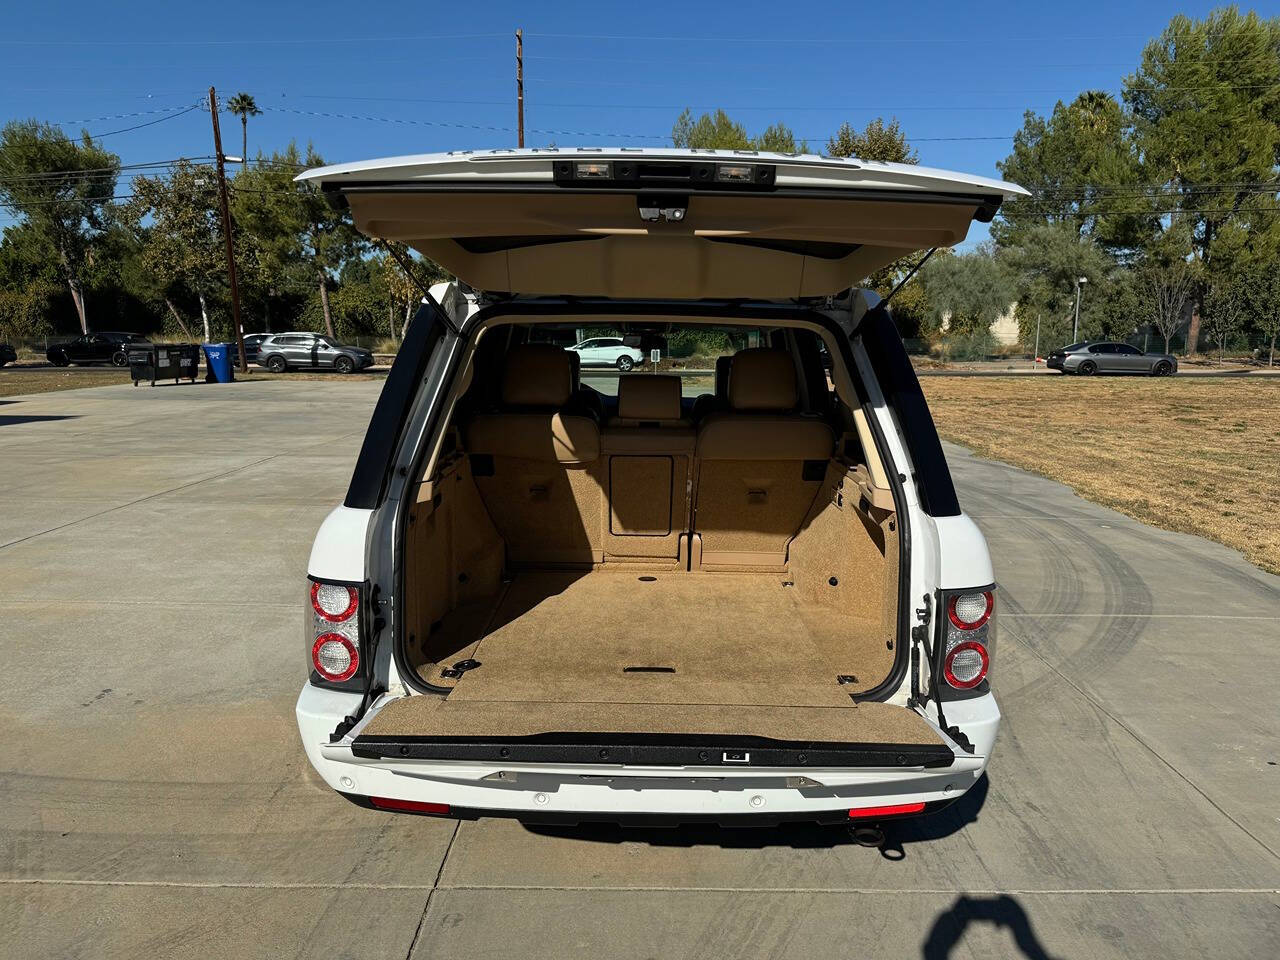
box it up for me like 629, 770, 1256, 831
299, 148, 1026, 300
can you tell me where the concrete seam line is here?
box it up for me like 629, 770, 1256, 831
1002, 614, 1279, 620
1003, 627, 1280, 863
403, 819, 462, 959
1, 880, 1278, 895
0, 426, 345, 551
0, 453, 281, 551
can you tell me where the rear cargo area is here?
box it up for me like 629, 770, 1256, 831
381, 332, 931, 754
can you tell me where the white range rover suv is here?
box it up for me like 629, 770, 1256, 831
295, 148, 1025, 828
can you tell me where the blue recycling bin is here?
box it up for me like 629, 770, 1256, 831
202, 343, 235, 383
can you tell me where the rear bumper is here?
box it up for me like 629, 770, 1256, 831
297, 685, 1000, 821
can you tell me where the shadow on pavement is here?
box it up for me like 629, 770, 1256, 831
523, 775, 989, 851
921, 894, 1062, 959
0, 414, 79, 426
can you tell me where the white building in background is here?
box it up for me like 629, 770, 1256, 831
938, 305, 1023, 346
989, 305, 1020, 346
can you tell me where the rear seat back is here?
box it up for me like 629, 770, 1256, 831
602, 375, 694, 562
693, 348, 835, 568
466, 345, 604, 565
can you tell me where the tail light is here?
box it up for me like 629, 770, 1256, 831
849, 801, 926, 819
938, 587, 994, 695
309, 578, 363, 687
370, 797, 451, 815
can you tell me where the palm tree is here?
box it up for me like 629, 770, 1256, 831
225, 92, 261, 161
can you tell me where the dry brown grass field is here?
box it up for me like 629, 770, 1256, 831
922, 376, 1280, 575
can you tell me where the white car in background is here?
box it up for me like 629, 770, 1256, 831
567, 336, 645, 371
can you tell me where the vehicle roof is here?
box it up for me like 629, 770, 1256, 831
297, 147, 1028, 199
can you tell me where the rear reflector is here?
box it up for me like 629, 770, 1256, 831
369, 797, 451, 815
848, 802, 926, 819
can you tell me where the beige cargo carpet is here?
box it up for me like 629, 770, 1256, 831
370, 569, 937, 746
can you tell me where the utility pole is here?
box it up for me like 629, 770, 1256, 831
1072, 276, 1088, 343
1034, 313, 1041, 364
515, 29, 525, 148
208, 86, 248, 372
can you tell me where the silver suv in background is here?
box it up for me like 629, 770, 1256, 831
255, 333, 374, 374
1046, 341, 1177, 376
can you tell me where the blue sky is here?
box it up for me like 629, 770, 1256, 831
2, 0, 1273, 245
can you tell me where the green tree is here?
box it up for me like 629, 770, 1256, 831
231, 142, 364, 338
825, 117, 917, 163
670, 109, 804, 152
0, 120, 120, 332
225, 92, 262, 163
1125, 7, 1280, 355
125, 160, 225, 341
1203, 272, 1248, 363
918, 245, 1016, 336
1002, 222, 1117, 347
671, 108, 749, 149
994, 91, 1149, 254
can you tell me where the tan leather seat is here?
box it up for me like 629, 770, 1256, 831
602, 375, 694, 561
693, 348, 835, 568
466, 345, 604, 565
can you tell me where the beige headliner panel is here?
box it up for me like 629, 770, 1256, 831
346, 191, 980, 298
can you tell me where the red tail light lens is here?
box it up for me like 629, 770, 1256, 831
308, 579, 363, 687
312, 582, 358, 622
370, 797, 451, 815
312, 633, 359, 682
939, 587, 995, 694
849, 802, 926, 819
948, 591, 993, 629
943, 640, 989, 689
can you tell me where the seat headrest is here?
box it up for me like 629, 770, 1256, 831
617, 375, 683, 421
727, 348, 798, 412
714, 354, 733, 399
502, 345, 575, 407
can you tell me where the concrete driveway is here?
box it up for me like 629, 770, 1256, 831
0, 380, 1276, 959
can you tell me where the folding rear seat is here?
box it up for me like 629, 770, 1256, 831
692, 348, 835, 569
466, 344, 604, 566
601, 375, 694, 562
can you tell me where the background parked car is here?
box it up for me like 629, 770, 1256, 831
238, 333, 270, 364
0, 343, 16, 368
254, 333, 374, 374
567, 336, 646, 371
1046, 341, 1177, 376
47, 332, 150, 367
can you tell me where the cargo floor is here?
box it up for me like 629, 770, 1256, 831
371, 569, 935, 747
421, 569, 894, 707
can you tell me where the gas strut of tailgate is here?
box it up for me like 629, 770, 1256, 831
378, 240, 462, 336
882, 248, 937, 305
911, 593, 974, 754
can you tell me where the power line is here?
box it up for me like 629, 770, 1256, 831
523, 31, 1152, 45
0, 33, 508, 46
7, 103, 205, 146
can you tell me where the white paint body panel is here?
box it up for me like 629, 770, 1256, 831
934, 514, 996, 588
297, 685, 996, 817
297, 147, 1027, 199
307, 506, 372, 582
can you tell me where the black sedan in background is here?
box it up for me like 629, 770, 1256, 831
1046, 341, 1178, 376
0, 343, 16, 367
47, 332, 150, 367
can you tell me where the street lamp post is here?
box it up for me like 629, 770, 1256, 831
1072, 276, 1088, 342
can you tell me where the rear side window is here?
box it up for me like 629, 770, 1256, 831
857, 307, 961, 517
345, 305, 449, 509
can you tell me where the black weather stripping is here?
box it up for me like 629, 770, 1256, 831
352, 732, 954, 769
